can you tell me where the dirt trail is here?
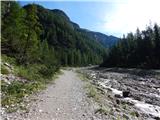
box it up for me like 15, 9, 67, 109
12, 69, 95, 120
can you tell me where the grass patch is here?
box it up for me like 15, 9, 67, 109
86, 83, 100, 102
1, 80, 44, 108
1, 64, 10, 74
52, 70, 63, 79
95, 105, 109, 115
77, 71, 100, 102
1, 69, 62, 112
2, 54, 59, 82
130, 111, 139, 117
14, 64, 60, 82
1, 54, 17, 65
78, 74, 89, 81
14, 64, 43, 81
2, 69, 62, 112
76, 70, 89, 82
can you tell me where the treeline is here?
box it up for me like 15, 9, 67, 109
34, 4, 106, 66
1, 1, 106, 77
2, 2, 59, 77
101, 24, 160, 69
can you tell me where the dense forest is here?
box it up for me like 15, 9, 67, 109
1, 1, 109, 77
101, 24, 160, 69
79, 29, 119, 48
2, 1, 159, 72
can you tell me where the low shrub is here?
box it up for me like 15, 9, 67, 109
1, 65, 10, 74
1, 81, 44, 108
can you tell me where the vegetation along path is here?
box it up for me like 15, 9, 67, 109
9, 69, 96, 120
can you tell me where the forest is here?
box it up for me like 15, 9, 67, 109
1, 1, 107, 79
2, 1, 160, 75
1, 1, 160, 118
101, 24, 160, 69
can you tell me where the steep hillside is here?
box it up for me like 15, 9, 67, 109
23, 4, 107, 66
49, 7, 119, 48
78, 29, 119, 48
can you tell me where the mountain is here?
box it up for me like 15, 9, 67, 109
2, 2, 118, 67
91, 33, 119, 48
23, 4, 108, 66
78, 29, 119, 48
38, 5, 119, 48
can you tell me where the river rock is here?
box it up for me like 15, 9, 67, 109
123, 91, 130, 98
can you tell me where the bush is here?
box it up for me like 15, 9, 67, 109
1, 65, 10, 74
15, 64, 43, 81
1, 55, 59, 112
1, 54, 16, 65
1, 81, 44, 107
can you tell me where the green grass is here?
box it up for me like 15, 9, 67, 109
1, 64, 10, 74
78, 72, 100, 101
1, 54, 17, 65
87, 84, 98, 97
95, 105, 109, 115
14, 64, 43, 81
1, 80, 44, 108
78, 74, 89, 81
130, 111, 139, 117
77, 71, 100, 102
76, 70, 90, 82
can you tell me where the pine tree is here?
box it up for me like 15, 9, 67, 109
102, 24, 160, 69
153, 24, 160, 68
20, 4, 42, 64
2, 2, 26, 54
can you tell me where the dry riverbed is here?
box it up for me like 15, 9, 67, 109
80, 67, 160, 120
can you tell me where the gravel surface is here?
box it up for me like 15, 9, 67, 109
82, 67, 160, 120
3, 69, 98, 120
4, 67, 160, 120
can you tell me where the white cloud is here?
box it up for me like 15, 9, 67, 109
100, 0, 160, 37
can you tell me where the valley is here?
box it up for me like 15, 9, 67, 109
1, 1, 160, 120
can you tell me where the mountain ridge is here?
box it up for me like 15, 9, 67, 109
23, 4, 106, 65
78, 28, 119, 48
29, 4, 119, 48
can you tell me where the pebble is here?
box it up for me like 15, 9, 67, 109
39, 109, 43, 113
56, 108, 60, 111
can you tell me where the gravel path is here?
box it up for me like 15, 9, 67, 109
16, 69, 95, 120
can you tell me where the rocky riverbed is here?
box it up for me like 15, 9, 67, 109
81, 67, 160, 120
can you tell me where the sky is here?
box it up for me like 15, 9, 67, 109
19, 0, 160, 37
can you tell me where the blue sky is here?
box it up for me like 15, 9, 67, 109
19, 0, 160, 37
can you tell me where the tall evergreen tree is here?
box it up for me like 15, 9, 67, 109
2, 2, 26, 54
101, 24, 160, 69
153, 24, 160, 67
20, 4, 42, 64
